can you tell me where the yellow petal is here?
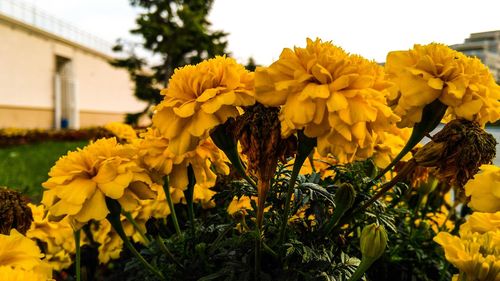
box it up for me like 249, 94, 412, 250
173, 101, 197, 118
53, 178, 97, 205
98, 172, 133, 199
73, 191, 109, 223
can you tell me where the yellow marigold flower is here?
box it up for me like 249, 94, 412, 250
460, 212, 500, 235
434, 230, 500, 281
289, 205, 316, 226
138, 128, 229, 208
104, 122, 137, 142
424, 207, 454, 233
152, 56, 255, 155
255, 38, 399, 162
0, 266, 53, 281
90, 220, 123, 264
386, 43, 500, 127
465, 165, 500, 213
42, 138, 156, 229
26, 204, 76, 271
227, 196, 256, 216
0, 229, 52, 280
372, 127, 412, 169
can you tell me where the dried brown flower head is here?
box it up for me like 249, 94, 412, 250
235, 103, 296, 227
413, 119, 497, 188
0, 187, 33, 235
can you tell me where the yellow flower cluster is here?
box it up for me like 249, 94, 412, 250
153, 56, 255, 155
0, 229, 52, 280
465, 165, 500, 213
90, 220, 123, 264
104, 122, 138, 142
137, 128, 229, 208
26, 204, 76, 271
386, 43, 500, 127
255, 38, 399, 162
227, 196, 256, 216
42, 138, 156, 229
434, 212, 500, 281
372, 127, 412, 169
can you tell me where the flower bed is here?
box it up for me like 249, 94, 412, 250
1, 39, 499, 281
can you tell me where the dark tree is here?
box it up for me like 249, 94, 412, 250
112, 0, 229, 125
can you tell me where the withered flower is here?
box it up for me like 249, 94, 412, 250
0, 187, 33, 235
413, 119, 497, 188
235, 104, 296, 227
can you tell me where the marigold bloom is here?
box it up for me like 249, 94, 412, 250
26, 204, 76, 271
255, 38, 399, 162
461, 212, 500, 234
465, 165, 500, 213
227, 196, 256, 216
42, 138, 156, 229
434, 230, 500, 281
138, 128, 229, 208
0, 229, 52, 279
386, 43, 500, 127
104, 122, 137, 142
372, 127, 412, 169
152, 56, 255, 155
90, 220, 123, 264
0, 266, 52, 281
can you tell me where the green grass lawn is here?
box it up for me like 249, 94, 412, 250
0, 140, 88, 202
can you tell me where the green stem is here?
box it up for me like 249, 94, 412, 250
186, 165, 196, 238
227, 144, 257, 189
348, 259, 371, 281
262, 241, 278, 258
106, 199, 165, 280
155, 235, 184, 269
373, 100, 447, 182
163, 176, 181, 237
74, 229, 81, 281
278, 131, 316, 244
210, 123, 257, 189
123, 211, 150, 245
358, 160, 416, 212
255, 229, 262, 281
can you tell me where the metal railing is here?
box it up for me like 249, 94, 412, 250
0, 0, 113, 56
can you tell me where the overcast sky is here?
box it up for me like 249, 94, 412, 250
22, 0, 500, 65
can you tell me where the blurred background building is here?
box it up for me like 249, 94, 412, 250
451, 30, 500, 83
0, 0, 145, 129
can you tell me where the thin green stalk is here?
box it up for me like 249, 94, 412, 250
124, 211, 150, 245
74, 229, 81, 281
186, 165, 196, 238
358, 160, 416, 212
155, 235, 184, 269
262, 241, 278, 258
255, 229, 262, 281
163, 176, 181, 237
278, 162, 301, 243
106, 199, 165, 280
210, 123, 257, 189
348, 259, 370, 281
278, 132, 315, 243
226, 145, 257, 189
373, 99, 447, 182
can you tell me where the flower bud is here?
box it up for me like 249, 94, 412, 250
360, 223, 388, 260
335, 183, 356, 211
324, 183, 356, 234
